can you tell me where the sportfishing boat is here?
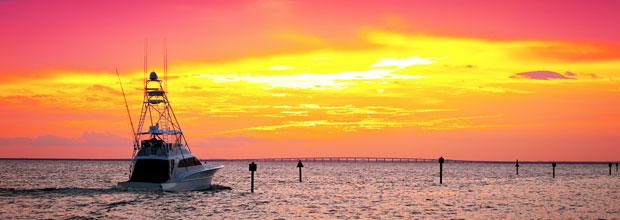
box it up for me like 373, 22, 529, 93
117, 71, 222, 191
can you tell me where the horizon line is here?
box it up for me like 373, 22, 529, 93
1, 157, 618, 164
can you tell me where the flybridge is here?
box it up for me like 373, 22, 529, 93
138, 123, 182, 135
134, 71, 187, 156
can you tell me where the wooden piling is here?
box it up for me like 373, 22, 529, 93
297, 160, 304, 182
515, 160, 519, 175
438, 157, 445, 184
249, 162, 257, 193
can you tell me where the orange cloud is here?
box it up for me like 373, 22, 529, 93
2, 30, 620, 160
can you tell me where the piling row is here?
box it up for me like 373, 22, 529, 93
243, 158, 619, 192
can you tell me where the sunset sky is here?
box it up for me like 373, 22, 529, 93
1, 0, 620, 160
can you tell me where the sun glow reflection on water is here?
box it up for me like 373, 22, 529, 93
0, 160, 618, 219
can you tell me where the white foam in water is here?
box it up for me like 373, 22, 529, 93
0, 160, 618, 219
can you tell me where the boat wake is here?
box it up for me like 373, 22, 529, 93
0, 184, 232, 196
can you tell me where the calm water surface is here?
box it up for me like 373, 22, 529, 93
0, 160, 618, 219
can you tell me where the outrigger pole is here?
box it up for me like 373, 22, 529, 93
116, 68, 137, 148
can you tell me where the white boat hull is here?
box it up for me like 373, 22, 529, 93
118, 165, 222, 192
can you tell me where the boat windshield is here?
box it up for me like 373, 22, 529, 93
129, 159, 170, 183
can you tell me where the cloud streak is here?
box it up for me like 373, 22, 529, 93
510, 71, 575, 80
212, 115, 501, 135
0, 132, 130, 147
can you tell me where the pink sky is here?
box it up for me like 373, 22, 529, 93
1, 0, 620, 160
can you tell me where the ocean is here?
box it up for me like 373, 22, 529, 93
0, 160, 618, 219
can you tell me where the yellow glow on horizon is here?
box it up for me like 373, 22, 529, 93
2, 31, 620, 142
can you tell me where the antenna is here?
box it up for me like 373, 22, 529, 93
115, 68, 137, 147
164, 38, 167, 92
144, 38, 148, 86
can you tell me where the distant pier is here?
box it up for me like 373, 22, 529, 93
206, 157, 438, 163
203, 157, 619, 164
